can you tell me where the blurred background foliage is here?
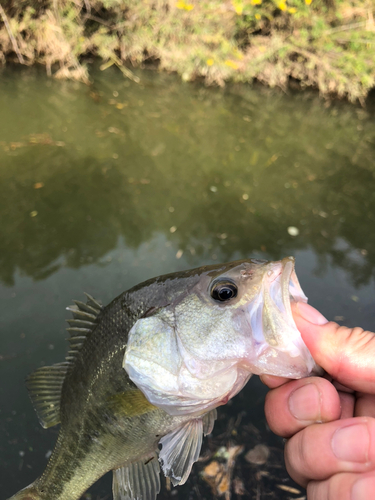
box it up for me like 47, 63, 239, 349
0, 0, 374, 101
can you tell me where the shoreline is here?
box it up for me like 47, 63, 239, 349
0, 0, 374, 102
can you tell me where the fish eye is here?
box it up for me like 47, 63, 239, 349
210, 280, 238, 302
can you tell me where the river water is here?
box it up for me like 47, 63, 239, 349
1, 65, 375, 499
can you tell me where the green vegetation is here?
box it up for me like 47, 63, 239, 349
0, 1, 374, 101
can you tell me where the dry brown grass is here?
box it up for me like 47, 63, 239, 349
0, 0, 374, 101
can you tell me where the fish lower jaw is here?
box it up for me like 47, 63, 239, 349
242, 344, 316, 379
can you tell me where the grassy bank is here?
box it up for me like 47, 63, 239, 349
0, 0, 374, 101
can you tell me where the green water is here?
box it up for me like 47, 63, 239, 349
1, 65, 375, 499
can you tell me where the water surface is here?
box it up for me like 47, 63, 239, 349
1, 66, 375, 499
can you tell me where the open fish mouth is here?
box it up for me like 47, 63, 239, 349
246, 256, 319, 378
281, 256, 308, 308
274, 256, 308, 331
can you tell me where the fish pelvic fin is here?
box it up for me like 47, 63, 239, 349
159, 418, 203, 486
26, 362, 69, 428
113, 453, 161, 500
202, 408, 217, 436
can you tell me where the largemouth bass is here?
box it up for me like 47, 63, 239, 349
8, 257, 318, 500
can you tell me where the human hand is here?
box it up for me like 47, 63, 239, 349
262, 302, 375, 499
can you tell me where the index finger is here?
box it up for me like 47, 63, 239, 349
293, 302, 375, 394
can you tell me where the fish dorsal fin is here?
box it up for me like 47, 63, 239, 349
65, 293, 103, 360
202, 408, 217, 436
26, 294, 103, 429
113, 453, 161, 500
159, 418, 203, 486
25, 362, 69, 428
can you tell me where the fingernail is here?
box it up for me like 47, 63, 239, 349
331, 424, 369, 463
351, 476, 375, 500
288, 383, 321, 421
296, 302, 328, 325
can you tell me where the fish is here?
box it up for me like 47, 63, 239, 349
8, 257, 318, 500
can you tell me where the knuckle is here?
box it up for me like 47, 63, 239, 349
340, 326, 375, 353
307, 474, 349, 500
330, 326, 375, 380
307, 480, 329, 500
284, 432, 310, 483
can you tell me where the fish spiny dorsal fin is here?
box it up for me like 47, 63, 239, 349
113, 453, 161, 500
26, 294, 103, 430
25, 362, 69, 429
84, 292, 103, 311
65, 293, 103, 355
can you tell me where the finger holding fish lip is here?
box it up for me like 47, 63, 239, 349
293, 302, 375, 394
263, 300, 375, 499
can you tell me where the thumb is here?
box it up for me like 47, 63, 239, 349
293, 302, 375, 394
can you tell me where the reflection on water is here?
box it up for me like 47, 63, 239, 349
1, 67, 375, 288
1, 66, 375, 498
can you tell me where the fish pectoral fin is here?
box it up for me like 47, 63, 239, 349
202, 408, 217, 436
107, 389, 157, 417
112, 452, 161, 500
25, 362, 69, 428
159, 418, 203, 487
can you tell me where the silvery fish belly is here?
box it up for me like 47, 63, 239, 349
124, 256, 318, 416
8, 257, 318, 500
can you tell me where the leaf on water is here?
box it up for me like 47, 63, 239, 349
287, 226, 299, 236
245, 444, 270, 465
203, 461, 222, 478
202, 461, 227, 495
151, 143, 165, 156
276, 484, 301, 494
233, 477, 245, 495
202, 445, 243, 498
